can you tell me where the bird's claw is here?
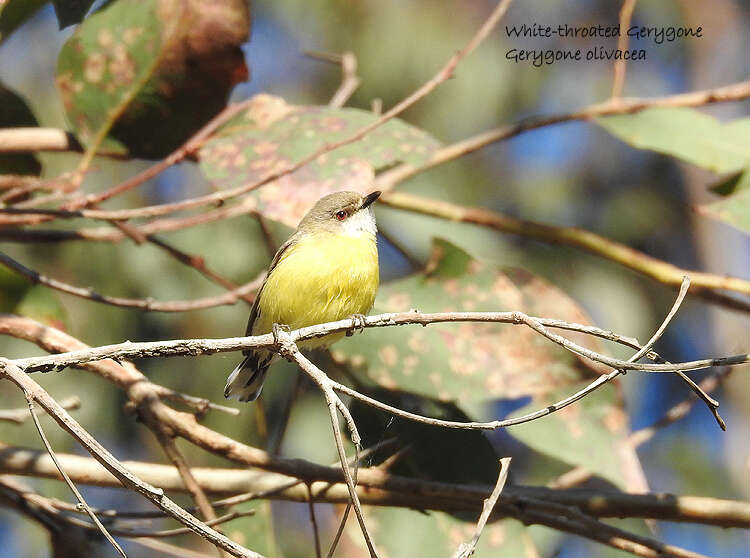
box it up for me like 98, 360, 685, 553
347, 314, 367, 337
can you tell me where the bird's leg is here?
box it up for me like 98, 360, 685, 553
346, 314, 367, 337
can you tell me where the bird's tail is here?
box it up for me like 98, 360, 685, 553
224, 350, 274, 402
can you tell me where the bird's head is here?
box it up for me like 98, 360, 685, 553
298, 190, 380, 237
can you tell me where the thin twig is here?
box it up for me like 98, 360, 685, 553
451, 457, 511, 558
549, 367, 733, 489
24, 393, 127, 557
0, 251, 261, 312
307, 485, 323, 558
64, 98, 260, 210
326, 503, 351, 558
374, 77, 750, 192
328, 51, 361, 108
611, 0, 638, 99
273, 328, 380, 558
0, 396, 80, 424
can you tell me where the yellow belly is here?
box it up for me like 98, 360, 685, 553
253, 232, 379, 349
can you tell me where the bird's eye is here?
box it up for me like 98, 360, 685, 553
335, 210, 347, 221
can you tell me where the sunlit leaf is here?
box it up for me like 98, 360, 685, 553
56, 0, 250, 159
0, 0, 48, 43
198, 93, 441, 226
331, 238, 605, 403
597, 108, 750, 174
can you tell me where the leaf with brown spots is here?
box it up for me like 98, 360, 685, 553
198, 94, 441, 226
507, 380, 634, 489
331, 238, 606, 404
56, 0, 250, 159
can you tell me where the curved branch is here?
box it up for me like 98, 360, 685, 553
0, 252, 262, 312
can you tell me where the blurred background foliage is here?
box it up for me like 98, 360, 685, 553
1, 0, 750, 557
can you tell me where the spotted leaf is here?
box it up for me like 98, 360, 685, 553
198, 93, 441, 226
56, 0, 250, 159
331, 238, 606, 403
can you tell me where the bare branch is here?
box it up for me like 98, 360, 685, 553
380, 191, 750, 313
611, 0, 638, 98
13, 311, 747, 377
374, 77, 750, 192
329, 51, 362, 108
0, 251, 262, 312
0, 395, 80, 424
0, 128, 82, 154
4, 444, 750, 530
452, 457, 511, 558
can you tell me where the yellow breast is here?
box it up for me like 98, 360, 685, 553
253, 232, 379, 349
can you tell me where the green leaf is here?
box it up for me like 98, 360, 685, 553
0, 83, 41, 176
57, 0, 250, 159
0, 0, 48, 44
198, 94, 442, 226
51, 0, 95, 28
597, 108, 750, 173
507, 380, 630, 488
344, 509, 536, 558
699, 186, 750, 235
331, 239, 605, 404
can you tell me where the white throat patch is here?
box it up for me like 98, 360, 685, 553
341, 206, 377, 238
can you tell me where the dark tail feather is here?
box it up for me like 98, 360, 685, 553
224, 352, 273, 402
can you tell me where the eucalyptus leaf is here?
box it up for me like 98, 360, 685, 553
199, 94, 442, 226
699, 187, 750, 236
507, 380, 630, 489
331, 238, 605, 403
597, 108, 750, 174
56, 0, 250, 158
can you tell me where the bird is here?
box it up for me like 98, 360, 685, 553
224, 190, 381, 402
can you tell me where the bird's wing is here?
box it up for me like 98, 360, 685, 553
243, 234, 298, 343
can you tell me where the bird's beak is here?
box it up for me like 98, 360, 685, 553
360, 191, 381, 209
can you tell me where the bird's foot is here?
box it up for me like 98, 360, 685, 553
347, 314, 367, 337
272, 323, 294, 361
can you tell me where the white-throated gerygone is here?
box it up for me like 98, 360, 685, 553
224, 190, 381, 402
